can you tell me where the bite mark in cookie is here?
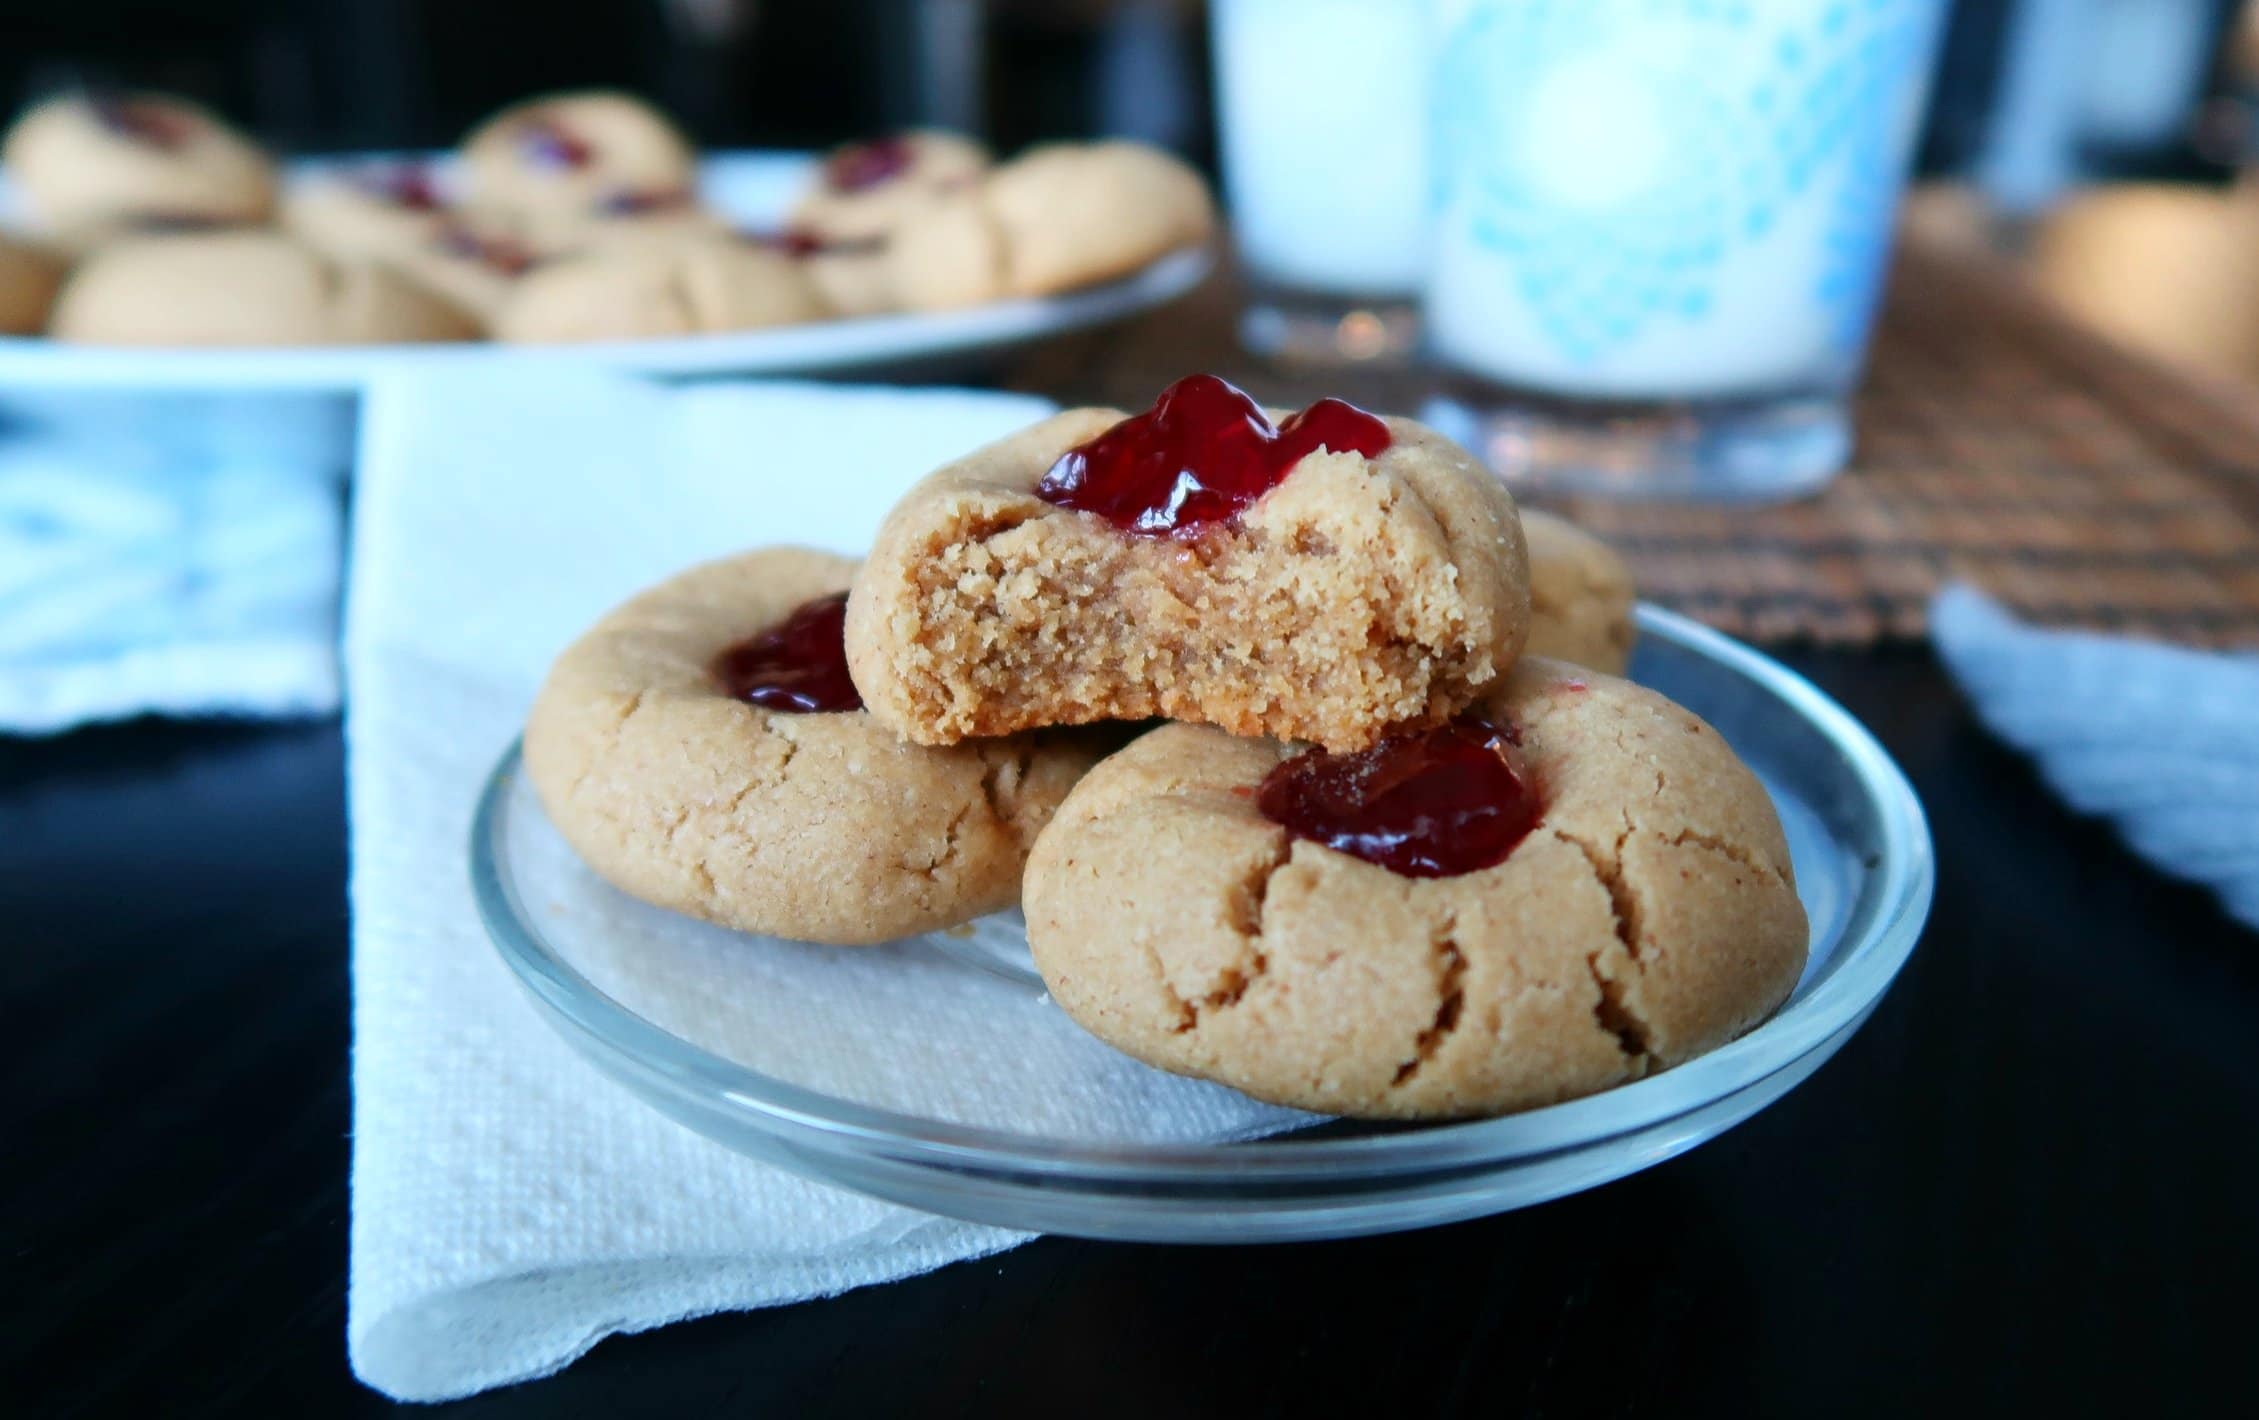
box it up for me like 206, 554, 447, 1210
845, 376, 1532, 752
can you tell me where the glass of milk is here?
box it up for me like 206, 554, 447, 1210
1211, 0, 1430, 364
1421, 0, 1950, 500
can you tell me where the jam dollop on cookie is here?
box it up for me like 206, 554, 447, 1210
525, 548, 1110, 945
595, 186, 695, 216
1257, 719, 1539, 878
714, 591, 863, 713
91, 95, 195, 150
434, 222, 538, 275
515, 115, 594, 170
355, 164, 442, 211
1036, 374, 1392, 537
823, 136, 915, 193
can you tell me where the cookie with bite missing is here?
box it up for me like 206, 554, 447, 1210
845, 374, 1530, 753
523, 548, 1109, 945
1024, 657, 1808, 1119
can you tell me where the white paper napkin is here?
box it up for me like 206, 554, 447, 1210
0, 406, 342, 735
345, 366, 1300, 1403
1932, 585, 2259, 930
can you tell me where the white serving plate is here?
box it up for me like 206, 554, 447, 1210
0, 152, 1213, 394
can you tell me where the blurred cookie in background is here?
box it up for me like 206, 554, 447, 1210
492, 238, 825, 343
788, 130, 990, 244
49, 230, 478, 345
282, 163, 450, 266
886, 141, 1213, 311
459, 90, 697, 231
2, 91, 277, 250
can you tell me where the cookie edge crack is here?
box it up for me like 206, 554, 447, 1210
1391, 913, 1465, 1088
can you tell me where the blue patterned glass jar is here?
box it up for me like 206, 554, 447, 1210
1422, 0, 1948, 498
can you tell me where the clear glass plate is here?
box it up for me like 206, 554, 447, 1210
472, 606, 1931, 1242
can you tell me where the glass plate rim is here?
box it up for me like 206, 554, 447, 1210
472, 604, 1933, 1182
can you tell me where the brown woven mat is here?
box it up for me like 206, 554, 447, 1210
1009, 236, 2259, 648
1551, 242, 2259, 646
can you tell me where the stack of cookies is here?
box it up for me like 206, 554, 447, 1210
0, 89, 1212, 347
525, 376, 1807, 1121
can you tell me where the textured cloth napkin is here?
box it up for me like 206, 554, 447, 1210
0, 403, 343, 735
346, 367, 1298, 1403
1932, 585, 2259, 930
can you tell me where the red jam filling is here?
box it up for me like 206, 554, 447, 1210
1255, 719, 1540, 879
92, 96, 193, 150
824, 137, 913, 193
358, 165, 441, 211
1035, 374, 1392, 538
597, 187, 693, 216
435, 223, 536, 275
516, 117, 593, 170
713, 592, 862, 713
752, 227, 884, 259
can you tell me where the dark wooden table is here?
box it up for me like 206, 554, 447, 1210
5, 275, 2256, 1417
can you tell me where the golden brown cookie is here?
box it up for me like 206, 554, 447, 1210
2, 91, 276, 249
491, 238, 826, 342
458, 91, 695, 227
462, 183, 731, 263
0, 232, 64, 334
388, 222, 539, 328
886, 141, 1213, 311
1522, 509, 1637, 674
544, 191, 731, 257
523, 548, 1108, 945
48, 231, 479, 346
280, 164, 449, 266
1024, 657, 1809, 1120
788, 130, 990, 244
794, 238, 896, 318
845, 375, 1530, 752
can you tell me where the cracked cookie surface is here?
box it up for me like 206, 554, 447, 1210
1523, 509, 1637, 674
1022, 657, 1808, 1119
524, 547, 1107, 945
845, 406, 1531, 753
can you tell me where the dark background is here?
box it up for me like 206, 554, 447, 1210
0, 0, 2245, 180
5, 647, 2256, 1416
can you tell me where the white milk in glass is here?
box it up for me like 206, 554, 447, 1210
1212, 0, 1429, 297
1426, 0, 1948, 401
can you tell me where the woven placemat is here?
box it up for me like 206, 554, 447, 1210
1550, 243, 2259, 646
1008, 236, 2259, 647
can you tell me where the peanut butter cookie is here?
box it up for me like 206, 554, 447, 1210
1523, 509, 1637, 674
524, 548, 1107, 945
846, 375, 1530, 752
1023, 657, 1808, 1119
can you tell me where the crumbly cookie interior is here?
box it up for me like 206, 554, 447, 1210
884, 453, 1503, 752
